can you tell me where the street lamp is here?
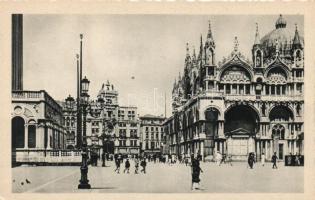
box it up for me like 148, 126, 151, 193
78, 77, 91, 189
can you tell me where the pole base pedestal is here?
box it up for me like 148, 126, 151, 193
78, 183, 91, 189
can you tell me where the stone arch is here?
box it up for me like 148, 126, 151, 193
269, 105, 294, 122
265, 65, 290, 81
12, 116, 25, 149
203, 105, 222, 118
265, 66, 288, 84
224, 104, 260, 135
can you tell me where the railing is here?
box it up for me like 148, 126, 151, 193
12, 90, 44, 99
225, 94, 303, 101
12, 90, 63, 113
13, 149, 82, 165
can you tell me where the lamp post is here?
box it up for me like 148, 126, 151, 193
78, 76, 91, 189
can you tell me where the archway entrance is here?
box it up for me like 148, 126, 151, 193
224, 105, 259, 160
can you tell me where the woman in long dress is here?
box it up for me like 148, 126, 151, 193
191, 158, 203, 190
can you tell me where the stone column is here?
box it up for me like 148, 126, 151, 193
36, 125, 45, 149
200, 141, 204, 160
47, 128, 52, 149
24, 124, 29, 149
224, 84, 226, 94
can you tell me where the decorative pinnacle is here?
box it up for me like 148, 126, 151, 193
254, 23, 260, 45
76, 54, 79, 59
80, 34, 83, 40
234, 36, 239, 52
186, 42, 190, 56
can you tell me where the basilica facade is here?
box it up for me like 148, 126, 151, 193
163, 15, 304, 161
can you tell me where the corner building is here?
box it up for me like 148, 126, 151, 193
164, 15, 304, 161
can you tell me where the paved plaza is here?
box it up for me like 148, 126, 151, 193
12, 161, 303, 193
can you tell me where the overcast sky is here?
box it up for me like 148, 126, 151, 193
23, 15, 303, 117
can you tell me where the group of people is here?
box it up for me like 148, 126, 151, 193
247, 152, 279, 169
114, 154, 147, 174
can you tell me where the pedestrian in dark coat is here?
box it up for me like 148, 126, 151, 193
191, 158, 203, 190
124, 159, 130, 173
140, 159, 147, 174
114, 158, 121, 173
272, 152, 278, 169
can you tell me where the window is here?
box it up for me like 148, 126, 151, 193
151, 127, 154, 132
28, 125, 36, 148
145, 127, 149, 131
272, 124, 285, 140
151, 142, 155, 149
156, 133, 159, 140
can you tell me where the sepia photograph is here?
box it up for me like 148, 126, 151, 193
11, 13, 305, 193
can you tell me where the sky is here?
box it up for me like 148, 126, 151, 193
23, 14, 303, 117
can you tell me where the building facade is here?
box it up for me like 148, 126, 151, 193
62, 81, 142, 156
164, 15, 304, 161
139, 115, 165, 156
12, 90, 68, 164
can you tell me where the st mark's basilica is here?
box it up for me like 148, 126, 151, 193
163, 15, 304, 161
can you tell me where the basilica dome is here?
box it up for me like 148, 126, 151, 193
260, 15, 304, 57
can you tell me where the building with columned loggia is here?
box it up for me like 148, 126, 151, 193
163, 15, 304, 161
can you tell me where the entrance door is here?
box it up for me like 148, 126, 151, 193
279, 144, 284, 160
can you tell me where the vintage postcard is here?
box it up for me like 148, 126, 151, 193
0, 1, 315, 200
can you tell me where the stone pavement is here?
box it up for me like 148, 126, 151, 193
12, 161, 303, 193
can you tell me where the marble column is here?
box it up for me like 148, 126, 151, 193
24, 124, 28, 149
36, 125, 45, 149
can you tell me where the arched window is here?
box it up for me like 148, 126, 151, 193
28, 124, 36, 148
12, 116, 25, 148
272, 124, 285, 140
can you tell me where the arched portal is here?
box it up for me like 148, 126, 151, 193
224, 105, 260, 160
225, 105, 260, 134
12, 116, 25, 149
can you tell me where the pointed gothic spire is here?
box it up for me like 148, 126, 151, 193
293, 23, 302, 46
206, 20, 215, 48
207, 20, 213, 39
254, 23, 260, 45
192, 46, 196, 61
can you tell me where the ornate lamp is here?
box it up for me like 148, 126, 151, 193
81, 76, 90, 94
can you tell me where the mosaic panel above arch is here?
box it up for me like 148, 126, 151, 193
220, 66, 251, 83
266, 67, 287, 84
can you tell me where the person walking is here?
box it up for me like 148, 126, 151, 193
261, 152, 265, 167
114, 158, 121, 173
124, 158, 130, 173
134, 158, 139, 174
272, 152, 278, 169
140, 158, 147, 174
248, 153, 255, 169
191, 158, 203, 190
